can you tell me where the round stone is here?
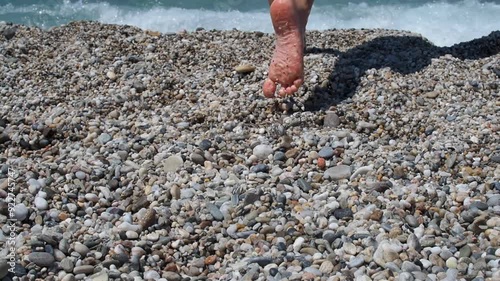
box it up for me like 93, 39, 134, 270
75, 171, 86, 180
253, 144, 273, 160
13, 203, 29, 221
34, 197, 48, 210
318, 147, 335, 159
446, 257, 458, 269
74, 242, 90, 256
199, 139, 212, 150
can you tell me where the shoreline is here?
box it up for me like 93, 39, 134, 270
0, 21, 499, 280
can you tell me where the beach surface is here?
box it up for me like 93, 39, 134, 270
0, 21, 499, 280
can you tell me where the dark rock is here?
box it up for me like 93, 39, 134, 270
274, 151, 286, 161
2, 27, 16, 40
490, 154, 500, 163
108, 178, 119, 189
296, 178, 312, 192
0, 133, 10, 144
247, 257, 273, 267
332, 208, 353, 220
251, 164, 269, 173
469, 201, 489, 211
132, 81, 146, 93
199, 139, 212, 150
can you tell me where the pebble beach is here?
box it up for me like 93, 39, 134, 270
0, 21, 499, 281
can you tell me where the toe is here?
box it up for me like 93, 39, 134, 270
293, 78, 303, 89
286, 85, 298, 95
263, 79, 277, 98
278, 87, 287, 97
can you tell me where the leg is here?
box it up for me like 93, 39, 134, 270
263, 0, 314, 98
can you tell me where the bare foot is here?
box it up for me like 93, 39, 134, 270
263, 0, 308, 98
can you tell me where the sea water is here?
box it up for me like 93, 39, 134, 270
0, 0, 499, 46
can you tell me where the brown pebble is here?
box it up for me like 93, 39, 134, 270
369, 209, 383, 221
58, 212, 69, 221
317, 158, 326, 170
285, 148, 299, 159
204, 255, 217, 265
139, 208, 156, 229
164, 262, 179, 272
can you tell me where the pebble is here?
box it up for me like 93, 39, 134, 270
207, 203, 224, 221
318, 146, 335, 158
73, 265, 94, 275
296, 178, 312, 192
323, 111, 341, 128
319, 260, 334, 274
253, 144, 273, 160
73, 242, 90, 256
13, 203, 29, 221
34, 197, 48, 210
163, 155, 183, 172
323, 165, 352, 180
97, 133, 112, 144
28, 252, 55, 267
60, 258, 74, 273
74, 171, 86, 180
0, 259, 8, 279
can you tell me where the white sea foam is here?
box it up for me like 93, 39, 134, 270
0, 0, 499, 46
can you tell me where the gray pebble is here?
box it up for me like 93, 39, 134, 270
13, 203, 28, 221
73, 265, 95, 275
60, 258, 74, 273
34, 197, 48, 210
405, 214, 419, 227
74, 171, 86, 180
469, 201, 488, 211
324, 165, 352, 180
190, 153, 205, 165
97, 133, 112, 144
318, 146, 335, 159
74, 242, 90, 256
0, 259, 8, 279
296, 178, 312, 192
487, 195, 500, 207
28, 252, 54, 267
348, 256, 365, 267
163, 155, 183, 172
207, 203, 224, 221
324, 111, 340, 128
251, 164, 269, 173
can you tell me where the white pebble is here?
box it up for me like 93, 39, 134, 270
84, 193, 99, 203
253, 144, 273, 160
13, 203, 29, 221
34, 197, 48, 210
293, 237, 305, 252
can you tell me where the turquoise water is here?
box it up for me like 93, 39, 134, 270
0, 0, 499, 46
